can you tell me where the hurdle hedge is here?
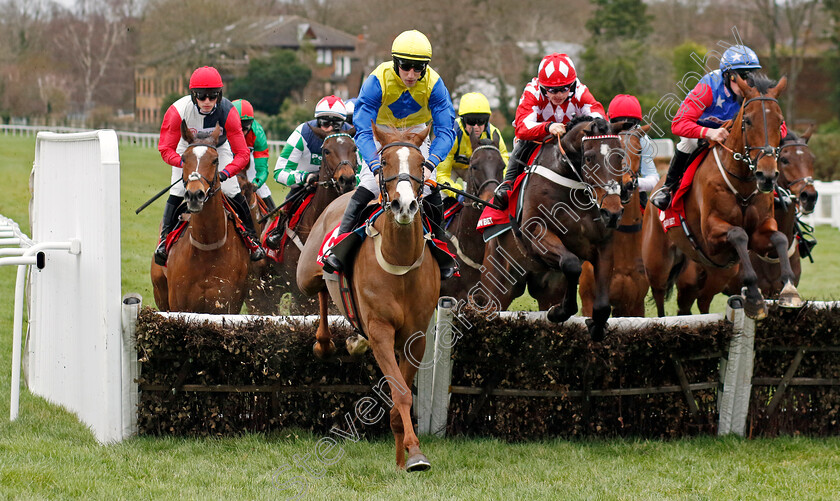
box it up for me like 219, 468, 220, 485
446, 312, 733, 440
135, 308, 391, 437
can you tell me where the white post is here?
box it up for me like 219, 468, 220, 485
718, 295, 755, 436
120, 293, 142, 438
415, 309, 437, 435
430, 297, 457, 437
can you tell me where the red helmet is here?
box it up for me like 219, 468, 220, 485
607, 94, 642, 121
538, 53, 577, 88
189, 66, 223, 89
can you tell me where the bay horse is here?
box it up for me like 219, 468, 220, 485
151, 122, 250, 313
297, 124, 438, 471
642, 74, 801, 319
579, 123, 651, 317
247, 126, 357, 314
474, 116, 627, 340
440, 132, 505, 302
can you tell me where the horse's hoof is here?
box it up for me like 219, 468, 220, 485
585, 318, 607, 342
313, 341, 336, 359
778, 282, 803, 308
744, 300, 768, 320
405, 453, 431, 472
346, 335, 370, 356
546, 305, 573, 323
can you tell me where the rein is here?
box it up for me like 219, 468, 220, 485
377, 141, 426, 205
319, 133, 357, 194
467, 144, 502, 209
183, 143, 222, 204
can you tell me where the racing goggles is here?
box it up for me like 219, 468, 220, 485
733, 69, 755, 81
396, 58, 428, 73
193, 90, 220, 102
463, 116, 488, 127
540, 83, 575, 95
317, 117, 344, 129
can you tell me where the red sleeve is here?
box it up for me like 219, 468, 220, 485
576, 88, 606, 118
514, 89, 551, 141
221, 109, 250, 176
158, 106, 184, 167
671, 82, 714, 139
780, 121, 788, 139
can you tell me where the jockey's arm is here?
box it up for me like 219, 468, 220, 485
426, 79, 456, 169
576, 86, 607, 119
273, 125, 312, 186
222, 109, 250, 177
436, 138, 463, 197
158, 105, 185, 167
671, 81, 714, 139
250, 121, 270, 188
513, 85, 551, 142
354, 75, 384, 172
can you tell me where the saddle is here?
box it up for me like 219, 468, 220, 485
161, 198, 252, 264
262, 192, 315, 263
659, 147, 712, 233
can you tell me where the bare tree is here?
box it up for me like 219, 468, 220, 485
781, 0, 818, 124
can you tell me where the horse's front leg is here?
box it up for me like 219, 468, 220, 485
313, 289, 336, 359
540, 234, 582, 324
588, 243, 615, 341
725, 226, 767, 319
762, 229, 803, 308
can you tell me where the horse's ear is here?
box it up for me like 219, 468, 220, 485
372, 121, 393, 147
212, 124, 223, 147
468, 127, 481, 150
801, 122, 816, 143
408, 123, 431, 147
345, 126, 356, 137
734, 74, 756, 99
492, 130, 501, 149
770, 76, 788, 98
641, 123, 652, 133
308, 122, 328, 141
181, 120, 195, 143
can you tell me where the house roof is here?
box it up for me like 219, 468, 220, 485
223, 15, 358, 51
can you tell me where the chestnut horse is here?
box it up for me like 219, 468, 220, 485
474, 116, 627, 340
151, 122, 250, 313
642, 75, 801, 319
297, 124, 438, 471
440, 133, 505, 302
247, 126, 357, 314
580, 123, 651, 317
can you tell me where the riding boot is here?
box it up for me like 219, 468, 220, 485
425, 190, 456, 279
154, 195, 183, 266
230, 192, 266, 261
323, 187, 376, 273
650, 150, 692, 210
494, 140, 537, 210
261, 195, 276, 212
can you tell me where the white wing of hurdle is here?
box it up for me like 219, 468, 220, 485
1, 130, 137, 444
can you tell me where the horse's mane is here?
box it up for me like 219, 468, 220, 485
566, 114, 595, 130
747, 73, 777, 95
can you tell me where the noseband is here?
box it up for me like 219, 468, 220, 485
580, 135, 624, 206
377, 141, 425, 205
732, 96, 781, 171
320, 133, 357, 193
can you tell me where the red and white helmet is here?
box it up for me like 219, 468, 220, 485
607, 94, 642, 121
314, 95, 347, 120
538, 53, 577, 88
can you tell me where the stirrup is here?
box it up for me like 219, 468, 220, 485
650, 186, 672, 210
440, 266, 456, 280
265, 229, 283, 249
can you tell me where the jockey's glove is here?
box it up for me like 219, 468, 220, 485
218, 170, 229, 182
252, 177, 265, 189
305, 172, 319, 185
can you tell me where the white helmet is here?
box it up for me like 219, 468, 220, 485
314, 95, 347, 120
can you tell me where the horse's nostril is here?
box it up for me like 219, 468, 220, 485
409, 200, 418, 213
390, 200, 400, 212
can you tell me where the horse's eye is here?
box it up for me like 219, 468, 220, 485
743, 117, 752, 126
780, 157, 789, 165
323, 148, 330, 156
212, 158, 218, 165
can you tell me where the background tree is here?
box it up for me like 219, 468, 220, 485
780, 0, 818, 125
226, 50, 311, 115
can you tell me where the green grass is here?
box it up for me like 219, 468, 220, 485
3, 133, 840, 499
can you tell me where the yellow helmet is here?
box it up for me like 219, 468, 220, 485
458, 93, 491, 116
391, 30, 432, 62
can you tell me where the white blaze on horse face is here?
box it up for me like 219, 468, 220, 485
191, 146, 209, 164
600, 143, 610, 159
394, 147, 417, 224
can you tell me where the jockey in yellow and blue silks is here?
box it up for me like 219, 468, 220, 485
437, 92, 510, 198
323, 29, 457, 278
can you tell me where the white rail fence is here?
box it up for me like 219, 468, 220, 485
0, 123, 288, 158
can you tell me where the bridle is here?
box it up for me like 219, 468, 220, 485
319, 133, 357, 194
182, 143, 221, 204
377, 141, 425, 206
618, 127, 645, 203
467, 144, 502, 209
579, 134, 624, 207
716, 96, 781, 173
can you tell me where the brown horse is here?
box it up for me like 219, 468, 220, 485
151, 122, 250, 313
474, 116, 627, 340
440, 133, 505, 302
642, 74, 801, 318
247, 126, 357, 314
579, 123, 651, 317
297, 124, 438, 471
